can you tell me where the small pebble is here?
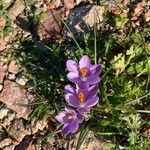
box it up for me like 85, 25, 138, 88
0, 84, 3, 91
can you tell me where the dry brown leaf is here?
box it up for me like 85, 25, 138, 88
47, 3, 57, 10
131, 1, 145, 21
108, 3, 121, 15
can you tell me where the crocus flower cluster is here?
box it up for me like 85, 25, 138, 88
56, 55, 101, 135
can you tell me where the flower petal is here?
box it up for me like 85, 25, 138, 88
67, 72, 79, 83
65, 84, 75, 94
62, 120, 79, 134
79, 55, 91, 68
77, 113, 84, 123
68, 120, 79, 133
87, 76, 100, 85
85, 96, 99, 107
76, 81, 89, 90
78, 107, 90, 114
66, 60, 78, 72
55, 112, 66, 123
65, 93, 80, 107
90, 64, 102, 76
62, 124, 70, 134
87, 85, 98, 100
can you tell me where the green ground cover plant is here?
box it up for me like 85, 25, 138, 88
13, 26, 150, 149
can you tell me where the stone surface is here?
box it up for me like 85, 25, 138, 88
10, 119, 30, 144
8, 60, 20, 74
8, 0, 25, 20
27, 117, 48, 134
3, 112, 16, 127
0, 139, 12, 149
16, 75, 28, 86
0, 80, 33, 119
64, 4, 104, 41
0, 62, 5, 83
0, 108, 9, 119
8, 73, 16, 80
0, 84, 3, 91
50, 0, 62, 8
37, 8, 64, 40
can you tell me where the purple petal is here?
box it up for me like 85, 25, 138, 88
65, 107, 76, 114
76, 81, 89, 90
77, 113, 84, 123
65, 93, 80, 107
68, 120, 79, 133
62, 120, 79, 134
55, 112, 66, 123
90, 64, 102, 76
67, 72, 79, 83
87, 76, 100, 85
79, 55, 91, 68
78, 107, 90, 114
87, 85, 98, 100
65, 85, 75, 94
62, 124, 70, 134
66, 60, 78, 72
85, 96, 99, 107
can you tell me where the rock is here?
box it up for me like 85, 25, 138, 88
0, 62, 5, 84
8, 0, 25, 20
0, 108, 9, 119
3, 144, 16, 150
16, 75, 28, 86
27, 117, 48, 134
3, 112, 16, 127
64, 0, 74, 10
0, 80, 33, 119
8, 60, 20, 74
0, 38, 6, 51
76, 0, 93, 5
145, 10, 150, 22
37, 8, 64, 40
10, 119, 30, 144
0, 139, 12, 149
50, 0, 63, 9
64, 4, 104, 41
0, 84, 3, 91
8, 73, 16, 80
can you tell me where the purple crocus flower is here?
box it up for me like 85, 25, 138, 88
65, 84, 99, 113
66, 55, 101, 89
55, 107, 84, 135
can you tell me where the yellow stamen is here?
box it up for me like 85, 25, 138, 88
67, 115, 73, 120
81, 67, 87, 77
78, 92, 85, 102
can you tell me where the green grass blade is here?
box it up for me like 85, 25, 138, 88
76, 123, 90, 150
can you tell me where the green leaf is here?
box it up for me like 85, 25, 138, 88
126, 57, 150, 75
76, 123, 90, 150
100, 119, 111, 126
